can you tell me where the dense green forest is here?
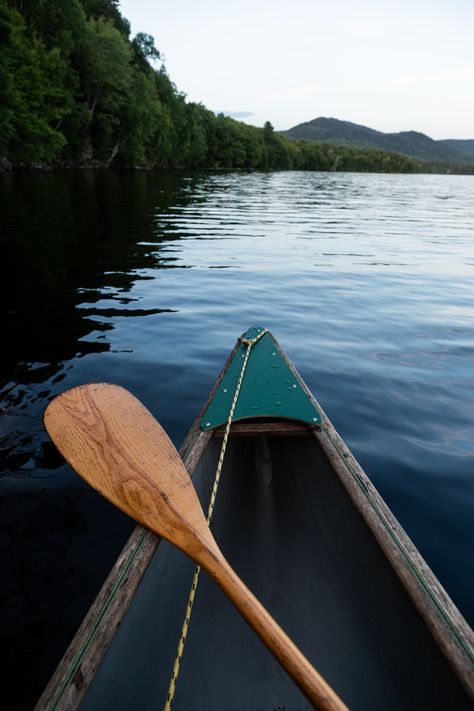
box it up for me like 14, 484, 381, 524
0, 0, 429, 173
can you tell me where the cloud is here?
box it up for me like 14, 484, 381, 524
219, 110, 255, 119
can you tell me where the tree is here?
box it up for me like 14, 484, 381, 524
81, 16, 132, 162
0, 4, 69, 163
132, 32, 161, 70
81, 0, 130, 36
263, 121, 275, 145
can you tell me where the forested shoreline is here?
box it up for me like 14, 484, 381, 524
0, 0, 462, 174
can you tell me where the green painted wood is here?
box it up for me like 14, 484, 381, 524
200, 328, 321, 430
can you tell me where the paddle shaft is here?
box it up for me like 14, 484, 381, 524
198, 546, 348, 711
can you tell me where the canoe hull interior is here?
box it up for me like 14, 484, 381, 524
79, 433, 472, 711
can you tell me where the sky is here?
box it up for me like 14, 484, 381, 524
119, 0, 474, 139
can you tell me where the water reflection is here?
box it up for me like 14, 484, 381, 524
0, 170, 203, 708
1, 171, 201, 411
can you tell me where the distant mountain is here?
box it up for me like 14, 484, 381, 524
439, 139, 474, 160
282, 118, 474, 164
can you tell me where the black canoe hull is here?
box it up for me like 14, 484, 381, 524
81, 434, 472, 710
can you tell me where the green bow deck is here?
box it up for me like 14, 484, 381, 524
200, 327, 321, 430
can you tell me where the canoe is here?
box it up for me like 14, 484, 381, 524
36, 328, 473, 711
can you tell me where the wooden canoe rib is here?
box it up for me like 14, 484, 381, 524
35, 329, 474, 711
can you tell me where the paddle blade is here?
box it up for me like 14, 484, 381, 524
44, 383, 213, 556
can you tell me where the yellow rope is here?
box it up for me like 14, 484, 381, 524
164, 328, 268, 710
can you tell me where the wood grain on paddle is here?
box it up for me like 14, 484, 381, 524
44, 383, 349, 711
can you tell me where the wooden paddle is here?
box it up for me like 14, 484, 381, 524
44, 383, 349, 711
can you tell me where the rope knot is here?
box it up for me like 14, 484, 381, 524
239, 328, 268, 348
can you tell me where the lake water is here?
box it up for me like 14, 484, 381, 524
1, 170, 473, 707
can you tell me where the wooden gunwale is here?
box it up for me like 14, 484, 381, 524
316, 423, 474, 692
35, 332, 474, 709
273, 332, 473, 697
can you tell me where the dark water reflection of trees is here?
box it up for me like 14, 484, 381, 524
0, 171, 202, 709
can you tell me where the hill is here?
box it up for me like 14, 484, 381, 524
282, 118, 474, 164
440, 139, 474, 160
